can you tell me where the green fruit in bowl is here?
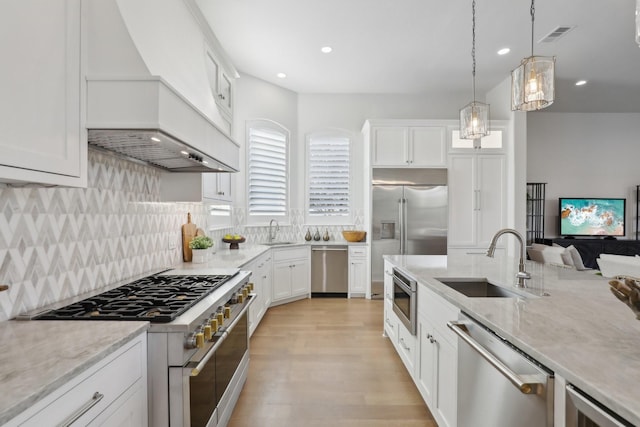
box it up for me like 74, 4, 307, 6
224, 234, 232, 239
233, 234, 241, 240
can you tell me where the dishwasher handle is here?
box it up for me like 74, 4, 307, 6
447, 321, 545, 395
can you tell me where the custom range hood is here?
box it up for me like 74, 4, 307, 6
85, 0, 239, 173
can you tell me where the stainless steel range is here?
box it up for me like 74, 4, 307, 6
23, 267, 254, 427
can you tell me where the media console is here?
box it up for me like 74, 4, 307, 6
537, 238, 640, 269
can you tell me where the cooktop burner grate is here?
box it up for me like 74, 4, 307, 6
34, 273, 236, 323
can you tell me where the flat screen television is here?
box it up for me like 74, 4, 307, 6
558, 198, 625, 237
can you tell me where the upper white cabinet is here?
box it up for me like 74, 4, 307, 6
0, 0, 86, 187
160, 172, 233, 203
365, 121, 448, 168
448, 154, 506, 249
204, 49, 234, 123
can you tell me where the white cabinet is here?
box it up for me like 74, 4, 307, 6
383, 261, 397, 341
348, 246, 368, 297
204, 48, 234, 123
246, 251, 272, 337
448, 154, 506, 250
416, 285, 459, 427
271, 246, 310, 305
160, 172, 233, 203
369, 125, 447, 167
0, 0, 86, 187
6, 332, 147, 427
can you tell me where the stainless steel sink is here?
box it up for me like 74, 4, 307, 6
435, 278, 522, 298
261, 241, 296, 246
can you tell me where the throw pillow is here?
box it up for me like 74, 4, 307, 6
567, 245, 587, 270
544, 245, 569, 266
552, 243, 575, 267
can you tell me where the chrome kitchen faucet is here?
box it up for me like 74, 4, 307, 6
486, 228, 531, 288
269, 219, 280, 243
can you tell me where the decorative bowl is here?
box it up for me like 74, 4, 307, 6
342, 230, 366, 242
222, 237, 246, 249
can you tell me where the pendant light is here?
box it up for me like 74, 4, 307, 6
511, 0, 555, 111
460, 0, 490, 143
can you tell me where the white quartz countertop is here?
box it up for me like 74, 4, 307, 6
0, 320, 149, 424
385, 254, 640, 425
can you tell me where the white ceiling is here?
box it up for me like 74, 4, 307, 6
197, 0, 640, 113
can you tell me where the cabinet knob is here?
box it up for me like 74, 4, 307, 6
217, 191, 224, 195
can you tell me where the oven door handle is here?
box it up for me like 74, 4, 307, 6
447, 321, 545, 395
393, 275, 415, 295
190, 294, 255, 377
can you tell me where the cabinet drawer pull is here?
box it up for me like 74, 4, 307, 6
58, 391, 104, 427
400, 337, 410, 352
385, 318, 393, 327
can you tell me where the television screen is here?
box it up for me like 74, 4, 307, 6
559, 198, 625, 237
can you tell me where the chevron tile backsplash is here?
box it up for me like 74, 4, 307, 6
0, 150, 213, 321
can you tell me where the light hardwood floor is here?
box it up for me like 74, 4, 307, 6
228, 298, 437, 427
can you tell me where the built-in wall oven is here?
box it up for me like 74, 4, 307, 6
392, 268, 417, 335
565, 384, 633, 427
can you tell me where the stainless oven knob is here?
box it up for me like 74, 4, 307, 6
186, 332, 205, 349
224, 306, 231, 318
204, 325, 212, 341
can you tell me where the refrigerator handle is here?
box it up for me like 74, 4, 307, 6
398, 198, 404, 254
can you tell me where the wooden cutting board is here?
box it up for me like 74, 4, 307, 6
182, 212, 197, 262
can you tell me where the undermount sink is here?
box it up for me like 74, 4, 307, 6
261, 241, 296, 246
435, 278, 523, 298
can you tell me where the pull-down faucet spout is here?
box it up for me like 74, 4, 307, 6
486, 228, 531, 288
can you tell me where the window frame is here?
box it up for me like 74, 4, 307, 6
245, 119, 290, 226
304, 129, 353, 226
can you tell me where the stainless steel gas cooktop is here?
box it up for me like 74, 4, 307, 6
33, 272, 238, 323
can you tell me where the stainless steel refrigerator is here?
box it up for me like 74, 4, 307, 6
371, 168, 448, 298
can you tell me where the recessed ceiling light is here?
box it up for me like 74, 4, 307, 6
321, 46, 333, 53
277, 72, 287, 79
575, 80, 587, 86
150, 136, 161, 142
497, 48, 510, 55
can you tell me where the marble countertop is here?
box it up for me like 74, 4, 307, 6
0, 320, 149, 424
385, 254, 640, 425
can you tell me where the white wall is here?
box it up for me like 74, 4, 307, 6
527, 113, 640, 239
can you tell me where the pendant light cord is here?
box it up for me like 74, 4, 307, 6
471, 0, 477, 102
530, 0, 535, 56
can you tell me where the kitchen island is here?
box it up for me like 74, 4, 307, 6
385, 253, 640, 425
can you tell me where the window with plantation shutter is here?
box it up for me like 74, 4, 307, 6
307, 132, 351, 221
247, 121, 289, 219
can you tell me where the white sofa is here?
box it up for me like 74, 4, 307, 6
527, 243, 588, 270
596, 254, 640, 278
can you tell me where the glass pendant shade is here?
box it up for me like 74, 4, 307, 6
511, 55, 555, 111
460, 101, 490, 140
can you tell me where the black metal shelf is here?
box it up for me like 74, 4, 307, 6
526, 183, 546, 246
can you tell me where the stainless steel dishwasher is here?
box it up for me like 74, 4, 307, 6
311, 245, 348, 296
448, 312, 554, 427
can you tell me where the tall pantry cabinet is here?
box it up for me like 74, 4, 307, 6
447, 126, 508, 254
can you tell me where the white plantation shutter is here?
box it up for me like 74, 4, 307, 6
308, 134, 350, 217
248, 124, 288, 217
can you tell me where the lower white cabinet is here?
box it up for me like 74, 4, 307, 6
271, 246, 310, 305
348, 246, 367, 297
246, 251, 272, 336
6, 332, 147, 427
